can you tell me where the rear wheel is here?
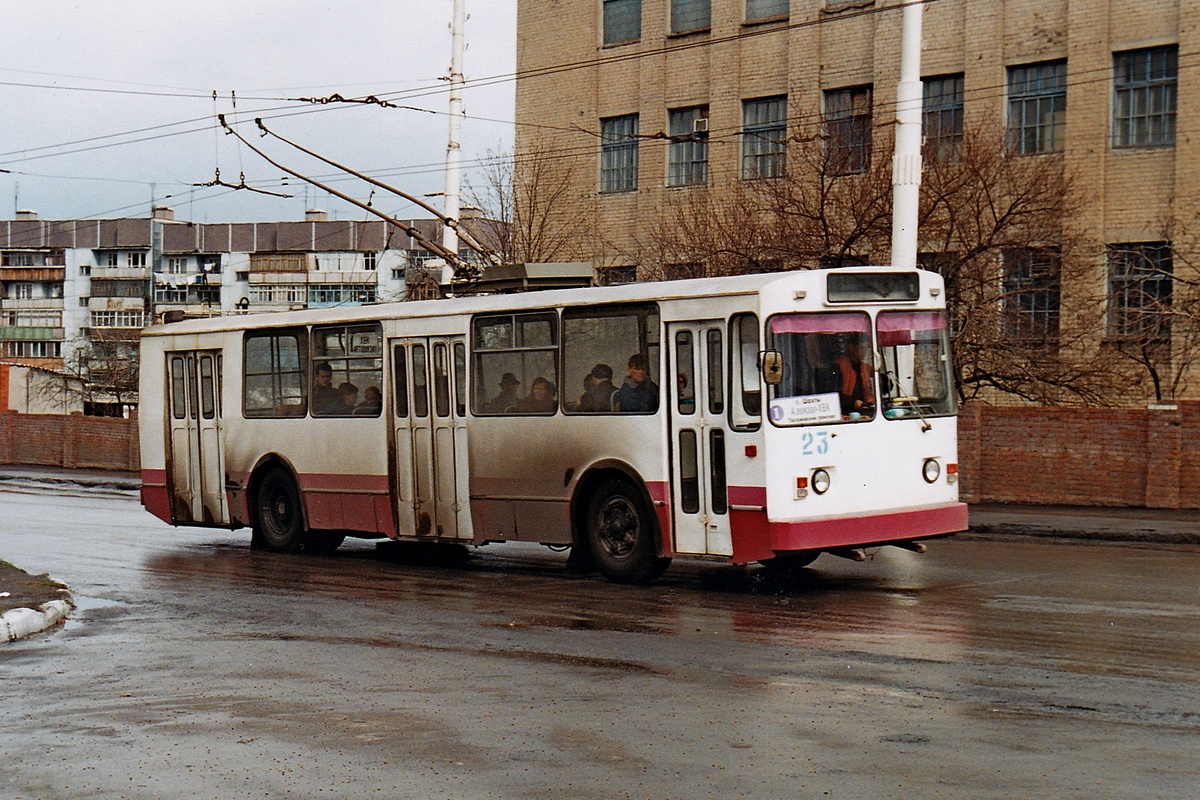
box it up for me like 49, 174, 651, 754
584, 478, 670, 584
253, 468, 306, 553
759, 550, 820, 582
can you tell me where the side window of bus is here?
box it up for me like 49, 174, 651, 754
472, 312, 559, 415
729, 314, 761, 431
310, 323, 384, 418
562, 303, 661, 415
453, 342, 467, 417
243, 329, 306, 418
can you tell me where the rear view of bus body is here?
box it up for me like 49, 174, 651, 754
139, 267, 967, 583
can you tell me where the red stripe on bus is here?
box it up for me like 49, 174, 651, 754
727, 485, 767, 506
645, 480, 673, 557
731, 503, 969, 564
298, 473, 391, 493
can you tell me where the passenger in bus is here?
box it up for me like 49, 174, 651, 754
615, 353, 659, 413
677, 372, 695, 413
484, 372, 521, 413
337, 382, 359, 415
513, 376, 557, 413
311, 362, 341, 415
577, 363, 618, 412
835, 338, 875, 416
355, 385, 383, 416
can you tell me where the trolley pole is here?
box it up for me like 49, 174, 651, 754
890, 0, 924, 269
443, 0, 466, 259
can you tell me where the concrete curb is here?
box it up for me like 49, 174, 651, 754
2, 598, 73, 643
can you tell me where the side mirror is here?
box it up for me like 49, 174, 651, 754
760, 350, 783, 385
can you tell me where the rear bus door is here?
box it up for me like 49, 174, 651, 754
166, 350, 227, 524
667, 321, 732, 556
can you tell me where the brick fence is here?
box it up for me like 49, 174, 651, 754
958, 401, 1200, 509
1, 404, 1197, 509
0, 410, 140, 472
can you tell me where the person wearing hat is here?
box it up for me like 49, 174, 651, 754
484, 372, 521, 413
575, 363, 618, 412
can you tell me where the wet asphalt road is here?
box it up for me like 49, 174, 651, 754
1, 484, 1197, 800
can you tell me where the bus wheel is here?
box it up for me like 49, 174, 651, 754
759, 551, 820, 581
253, 468, 306, 553
584, 478, 670, 585
306, 532, 346, 556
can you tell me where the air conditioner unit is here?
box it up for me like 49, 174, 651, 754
693, 117, 709, 134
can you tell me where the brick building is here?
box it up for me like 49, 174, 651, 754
515, 0, 1197, 399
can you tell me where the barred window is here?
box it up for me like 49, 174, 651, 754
1108, 243, 1172, 339
1002, 249, 1060, 341
603, 0, 641, 45
742, 96, 787, 179
825, 86, 873, 174
668, 107, 709, 187
1113, 47, 1177, 148
671, 0, 710, 34
923, 74, 964, 161
600, 114, 639, 193
1008, 60, 1067, 154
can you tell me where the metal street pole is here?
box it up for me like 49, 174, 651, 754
890, 0, 924, 269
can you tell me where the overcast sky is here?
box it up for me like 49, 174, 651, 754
0, 1, 517, 223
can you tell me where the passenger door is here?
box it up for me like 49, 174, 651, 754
391, 337, 471, 540
667, 322, 732, 555
166, 350, 227, 524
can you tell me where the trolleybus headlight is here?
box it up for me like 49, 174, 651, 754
922, 458, 941, 484
811, 469, 831, 495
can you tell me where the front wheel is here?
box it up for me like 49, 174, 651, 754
253, 467, 306, 553
584, 478, 670, 584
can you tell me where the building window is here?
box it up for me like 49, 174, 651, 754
1008, 60, 1067, 154
1108, 243, 1172, 339
667, 107, 709, 187
166, 256, 188, 274
923, 74, 964, 161
746, 0, 788, 22
363, 252, 377, 271
13, 283, 35, 300
1113, 47, 1177, 148
91, 310, 146, 328
825, 86, 873, 174
126, 251, 147, 267
1, 252, 35, 267
603, 0, 641, 45
1002, 249, 1060, 341
600, 265, 638, 285
250, 253, 309, 272
2, 340, 62, 359
671, 0, 710, 34
600, 114, 640, 193
742, 96, 787, 179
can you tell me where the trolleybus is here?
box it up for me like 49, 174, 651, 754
139, 267, 967, 583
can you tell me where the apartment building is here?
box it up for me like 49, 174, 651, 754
0, 209, 458, 374
515, 0, 1196, 399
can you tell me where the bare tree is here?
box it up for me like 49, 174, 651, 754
53, 333, 141, 415
638, 117, 1144, 405
468, 137, 594, 265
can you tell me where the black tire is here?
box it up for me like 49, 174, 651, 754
759, 550, 820, 581
583, 477, 670, 584
306, 532, 346, 556
253, 467, 307, 553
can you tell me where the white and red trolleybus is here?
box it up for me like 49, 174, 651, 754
139, 267, 968, 583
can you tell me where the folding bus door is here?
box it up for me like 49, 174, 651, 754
391, 337, 471, 540
667, 322, 732, 556
166, 350, 227, 524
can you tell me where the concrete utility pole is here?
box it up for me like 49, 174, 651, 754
890, 0, 924, 269
443, 0, 466, 257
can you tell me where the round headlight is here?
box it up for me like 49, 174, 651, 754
922, 458, 941, 483
811, 468, 831, 495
